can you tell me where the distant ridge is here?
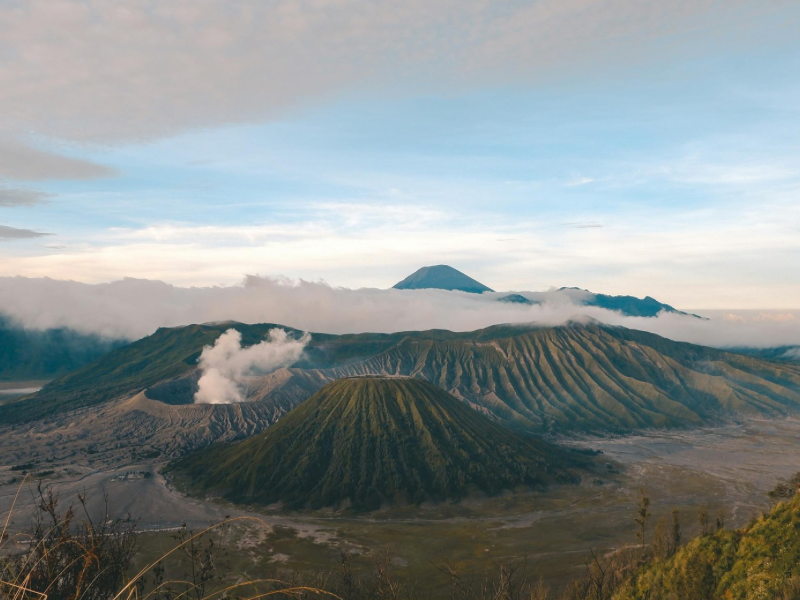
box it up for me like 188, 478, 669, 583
393, 265, 493, 293
557, 287, 698, 318
170, 377, 581, 510
0, 314, 127, 382
498, 293, 536, 305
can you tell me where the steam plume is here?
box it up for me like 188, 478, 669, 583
782, 347, 800, 360
194, 328, 310, 404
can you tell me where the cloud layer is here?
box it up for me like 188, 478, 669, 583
2, 192, 798, 308
194, 328, 310, 404
0, 275, 798, 352
0, 1, 793, 143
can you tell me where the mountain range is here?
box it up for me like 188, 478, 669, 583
0, 265, 704, 390
6, 320, 800, 436
391, 265, 696, 317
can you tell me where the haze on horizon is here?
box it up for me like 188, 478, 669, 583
0, 1, 799, 309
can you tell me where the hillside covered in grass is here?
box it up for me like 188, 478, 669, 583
329, 323, 800, 432
614, 493, 800, 600
170, 377, 584, 510
0, 321, 418, 423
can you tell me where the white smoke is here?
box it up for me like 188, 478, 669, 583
194, 328, 311, 404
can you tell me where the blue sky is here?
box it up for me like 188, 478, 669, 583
0, 0, 799, 308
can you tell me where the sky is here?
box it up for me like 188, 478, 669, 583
1, 1, 800, 309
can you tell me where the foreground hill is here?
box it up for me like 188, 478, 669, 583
5, 321, 800, 434
614, 492, 800, 600
170, 377, 582, 510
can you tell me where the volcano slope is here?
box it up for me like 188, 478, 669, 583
322, 323, 800, 432
0, 322, 415, 424
244, 322, 800, 433
171, 377, 584, 511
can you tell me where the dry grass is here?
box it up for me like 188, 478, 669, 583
0, 477, 338, 600
0, 474, 595, 600
3, 476, 733, 600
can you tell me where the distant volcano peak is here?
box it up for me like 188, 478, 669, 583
392, 265, 493, 293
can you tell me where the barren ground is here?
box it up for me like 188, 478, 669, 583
2, 415, 799, 592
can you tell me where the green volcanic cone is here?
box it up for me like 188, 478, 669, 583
171, 377, 583, 510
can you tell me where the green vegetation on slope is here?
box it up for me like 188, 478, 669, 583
6, 320, 800, 434
0, 321, 412, 423
614, 492, 800, 600
335, 323, 800, 432
171, 377, 583, 510
0, 320, 541, 424
0, 314, 125, 382
0, 323, 233, 423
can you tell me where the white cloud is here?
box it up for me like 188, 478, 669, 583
0, 190, 798, 308
566, 177, 595, 187
782, 347, 800, 360
0, 275, 799, 353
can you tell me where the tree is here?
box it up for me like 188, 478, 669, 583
634, 488, 651, 551
670, 508, 682, 554
698, 504, 710, 536
652, 516, 671, 560
768, 472, 800, 501
715, 508, 726, 531
653, 509, 682, 561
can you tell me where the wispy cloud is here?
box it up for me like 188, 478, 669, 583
659, 161, 798, 186
0, 224, 51, 240
0, 187, 51, 207
0, 138, 114, 181
561, 221, 602, 229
